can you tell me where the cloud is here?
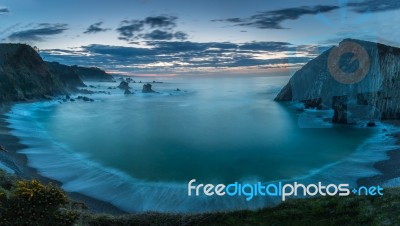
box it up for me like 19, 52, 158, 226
141, 30, 188, 40
84, 22, 110, 34
239, 41, 293, 51
174, 31, 188, 40
40, 40, 323, 74
116, 15, 187, 41
144, 16, 177, 28
116, 20, 144, 40
348, 0, 400, 13
0, 7, 9, 14
143, 30, 174, 40
8, 23, 68, 42
212, 5, 339, 29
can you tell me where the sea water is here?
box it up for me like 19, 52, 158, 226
6, 74, 397, 212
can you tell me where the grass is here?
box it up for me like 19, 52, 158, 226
82, 189, 400, 226
1, 170, 399, 225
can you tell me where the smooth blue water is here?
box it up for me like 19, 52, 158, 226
6, 75, 397, 213
41, 75, 371, 182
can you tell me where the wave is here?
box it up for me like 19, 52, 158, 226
5, 101, 399, 213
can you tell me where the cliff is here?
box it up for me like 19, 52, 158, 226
275, 39, 400, 123
0, 43, 114, 102
0, 44, 65, 101
70, 65, 114, 81
46, 62, 87, 90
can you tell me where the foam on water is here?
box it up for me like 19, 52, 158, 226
5, 100, 400, 213
6, 102, 272, 212
0, 162, 15, 174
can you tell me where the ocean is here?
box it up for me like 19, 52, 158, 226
5, 74, 398, 212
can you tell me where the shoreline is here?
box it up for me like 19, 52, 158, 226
357, 120, 400, 187
0, 103, 126, 215
2, 101, 400, 215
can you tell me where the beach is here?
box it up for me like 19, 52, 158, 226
2, 98, 400, 215
1, 75, 383, 213
358, 121, 400, 187
0, 104, 126, 215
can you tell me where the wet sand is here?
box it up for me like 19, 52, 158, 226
0, 104, 126, 215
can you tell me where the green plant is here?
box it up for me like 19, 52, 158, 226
0, 179, 78, 226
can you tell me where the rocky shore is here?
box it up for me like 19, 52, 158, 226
0, 43, 127, 214
0, 44, 115, 103
274, 38, 400, 190
275, 38, 400, 124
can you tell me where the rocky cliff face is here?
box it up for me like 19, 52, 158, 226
0, 44, 65, 101
275, 39, 400, 123
46, 62, 87, 90
0, 43, 114, 102
71, 65, 114, 81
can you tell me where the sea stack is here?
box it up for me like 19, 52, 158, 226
142, 83, 155, 93
124, 88, 133, 95
118, 81, 130, 90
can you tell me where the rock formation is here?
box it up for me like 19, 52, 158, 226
46, 62, 87, 90
142, 83, 155, 93
118, 81, 130, 90
71, 65, 114, 81
0, 43, 115, 102
124, 89, 133, 95
275, 38, 400, 123
0, 44, 65, 101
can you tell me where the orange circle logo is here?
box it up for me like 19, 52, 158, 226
328, 41, 370, 84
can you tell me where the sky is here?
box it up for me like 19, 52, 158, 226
1, 0, 400, 75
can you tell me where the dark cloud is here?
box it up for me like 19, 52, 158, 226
239, 41, 293, 51
144, 16, 177, 28
174, 31, 188, 40
116, 20, 144, 40
116, 15, 187, 41
0, 8, 9, 14
41, 41, 318, 73
83, 44, 153, 57
143, 30, 174, 40
213, 5, 339, 29
348, 0, 400, 13
8, 23, 68, 42
84, 22, 110, 34
141, 30, 188, 40
146, 41, 237, 53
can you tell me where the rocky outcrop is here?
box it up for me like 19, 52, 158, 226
275, 83, 292, 101
142, 83, 155, 93
0, 44, 65, 101
71, 65, 114, 81
332, 96, 347, 124
124, 89, 133, 95
0, 43, 116, 102
77, 96, 94, 102
275, 38, 400, 123
117, 81, 130, 90
46, 62, 87, 90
